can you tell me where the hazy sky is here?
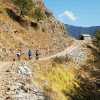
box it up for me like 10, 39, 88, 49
44, 0, 100, 26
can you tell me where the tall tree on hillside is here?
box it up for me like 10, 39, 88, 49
96, 30, 100, 40
96, 30, 100, 48
12, 0, 34, 16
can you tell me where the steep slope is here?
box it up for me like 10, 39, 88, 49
0, 0, 72, 61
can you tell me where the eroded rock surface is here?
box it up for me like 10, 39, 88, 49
0, 62, 45, 100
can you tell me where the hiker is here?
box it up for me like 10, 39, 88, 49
16, 50, 21, 60
28, 49, 32, 60
35, 50, 40, 60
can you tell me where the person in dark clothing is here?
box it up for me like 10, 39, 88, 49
16, 51, 21, 61
28, 49, 32, 60
35, 50, 40, 60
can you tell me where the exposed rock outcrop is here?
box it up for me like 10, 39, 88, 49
0, 62, 45, 100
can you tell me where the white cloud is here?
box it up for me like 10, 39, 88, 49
59, 10, 77, 21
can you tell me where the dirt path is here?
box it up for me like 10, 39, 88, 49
0, 40, 84, 62
39, 43, 78, 61
0, 40, 88, 65
0, 42, 77, 76
38, 40, 88, 65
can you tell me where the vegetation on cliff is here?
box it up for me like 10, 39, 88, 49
12, 0, 34, 16
96, 30, 100, 48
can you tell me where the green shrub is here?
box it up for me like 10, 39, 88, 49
12, 0, 34, 16
96, 30, 100, 40
53, 57, 65, 64
34, 7, 44, 20
96, 30, 100, 47
53, 56, 70, 64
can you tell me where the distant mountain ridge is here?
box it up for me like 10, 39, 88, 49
65, 24, 100, 39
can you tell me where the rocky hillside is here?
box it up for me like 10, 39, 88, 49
0, 0, 72, 61
0, 0, 99, 100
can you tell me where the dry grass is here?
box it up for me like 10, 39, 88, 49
30, 60, 80, 100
